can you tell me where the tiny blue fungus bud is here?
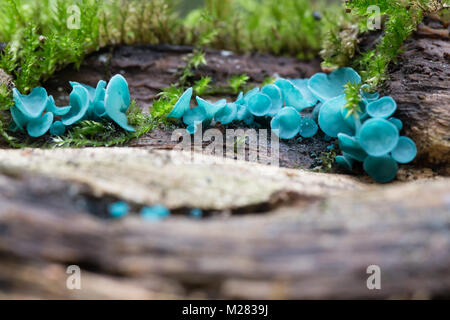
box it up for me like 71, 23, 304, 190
50, 121, 66, 136
141, 205, 170, 221
190, 208, 203, 219
299, 117, 318, 138
391, 136, 417, 164
109, 201, 130, 218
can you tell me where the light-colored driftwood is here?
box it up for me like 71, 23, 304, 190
0, 148, 449, 299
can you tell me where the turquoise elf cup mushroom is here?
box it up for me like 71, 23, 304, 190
336, 153, 354, 171
27, 112, 54, 137
312, 103, 322, 122
10, 106, 30, 131
274, 78, 309, 112
290, 79, 319, 107
13, 87, 48, 119
308, 67, 361, 102
45, 95, 71, 116
366, 96, 397, 119
318, 94, 354, 138
108, 201, 130, 218
214, 103, 237, 125
360, 84, 379, 101
183, 105, 207, 127
388, 117, 403, 131
186, 123, 201, 135
247, 92, 272, 116
359, 118, 399, 157
337, 133, 368, 162
261, 84, 283, 117
236, 103, 254, 125
270, 107, 301, 139
141, 204, 170, 221
391, 136, 417, 164
196, 97, 226, 124
104, 74, 135, 132
243, 88, 260, 104
167, 87, 193, 119
50, 121, 66, 136
61, 85, 90, 126
298, 117, 318, 138
363, 155, 399, 183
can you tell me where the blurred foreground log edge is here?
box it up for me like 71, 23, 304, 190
0, 19, 449, 300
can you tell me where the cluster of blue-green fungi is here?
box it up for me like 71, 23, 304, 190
167, 67, 417, 183
9, 74, 135, 137
108, 201, 202, 221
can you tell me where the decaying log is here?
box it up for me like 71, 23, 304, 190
385, 21, 450, 167
0, 148, 449, 299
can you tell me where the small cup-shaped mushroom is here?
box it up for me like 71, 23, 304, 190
50, 121, 66, 136
274, 78, 309, 112
336, 153, 354, 171
236, 103, 254, 125
27, 112, 54, 137
363, 155, 398, 183
214, 103, 237, 125
10, 106, 30, 131
391, 136, 417, 164
261, 84, 282, 117
45, 96, 71, 116
270, 107, 301, 140
141, 205, 170, 221
312, 103, 322, 122
104, 74, 135, 132
337, 133, 368, 162
196, 97, 226, 123
243, 88, 259, 104
13, 87, 48, 119
359, 118, 399, 157
108, 201, 130, 218
298, 117, 318, 138
290, 79, 318, 107
388, 117, 403, 131
183, 105, 207, 127
360, 84, 379, 101
366, 96, 397, 119
247, 92, 272, 117
308, 67, 361, 102
167, 87, 193, 119
61, 85, 90, 126
318, 94, 354, 138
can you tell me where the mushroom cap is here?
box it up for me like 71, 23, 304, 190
391, 136, 417, 164
360, 84, 379, 101
247, 92, 272, 117
308, 67, 361, 102
196, 96, 226, 122
363, 155, 398, 183
388, 117, 403, 131
104, 74, 135, 132
336, 153, 354, 171
215, 103, 237, 125
27, 112, 54, 137
13, 87, 48, 119
167, 87, 193, 119
337, 133, 368, 162
61, 85, 90, 126
318, 94, 354, 138
299, 117, 318, 138
183, 105, 207, 126
261, 84, 282, 117
108, 201, 130, 218
270, 107, 301, 140
50, 121, 66, 136
45, 95, 71, 116
366, 96, 397, 119
290, 78, 318, 107
10, 105, 30, 130
359, 118, 399, 157
141, 205, 170, 221
274, 78, 310, 112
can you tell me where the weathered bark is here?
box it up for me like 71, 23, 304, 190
0, 148, 449, 299
385, 21, 450, 168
